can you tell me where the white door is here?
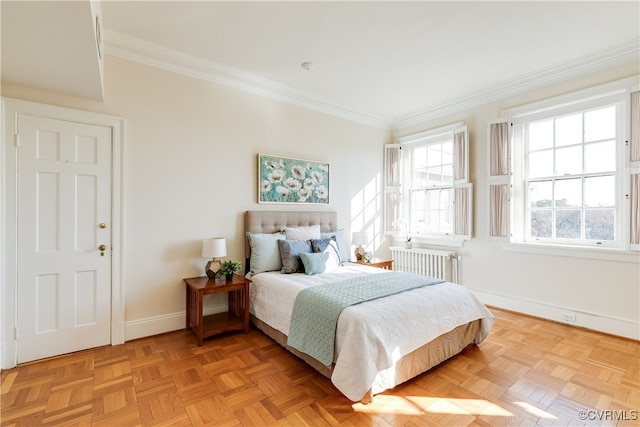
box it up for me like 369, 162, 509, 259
16, 114, 112, 363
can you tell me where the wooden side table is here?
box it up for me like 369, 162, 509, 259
352, 258, 393, 270
184, 274, 250, 346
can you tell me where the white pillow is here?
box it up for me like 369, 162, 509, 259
283, 225, 321, 241
246, 232, 285, 275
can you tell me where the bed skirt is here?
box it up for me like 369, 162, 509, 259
250, 314, 481, 402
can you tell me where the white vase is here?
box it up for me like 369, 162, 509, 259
405, 241, 412, 249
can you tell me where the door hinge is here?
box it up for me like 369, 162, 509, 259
14, 133, 20, 148
14, 326, 19, 340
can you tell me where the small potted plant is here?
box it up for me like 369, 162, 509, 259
405, 236, 412, 249
218, 260, 241, 282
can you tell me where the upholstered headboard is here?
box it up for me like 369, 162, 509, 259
244, 210, 338, 260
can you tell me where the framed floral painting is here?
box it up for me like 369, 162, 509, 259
258, 154, 329, 204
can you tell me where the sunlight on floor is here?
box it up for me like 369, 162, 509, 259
353, 395, 514, 417
514, 401, 557, 419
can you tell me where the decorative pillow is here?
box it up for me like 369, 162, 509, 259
320, 229, 348, 264
299, 252, 330, 276
311, 237, 341, 271
278, 239, 312, 274
246, 232, 285, 275
284, 225, 321, 241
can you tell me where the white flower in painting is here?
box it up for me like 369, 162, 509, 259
311, 170, 324, 184
268, 169, 286, 184
303, 178, 315, 189
315, 185, 328, 200
276, 186, 290, 196
284, 177, 302, 191
291, 165, 306, 180
260, 180, 271, 192
318, 164, 329, 173
298, 188, 310, 202
279, 158, 286, 169
306, 163, 313, 171
264, 160, 279, 170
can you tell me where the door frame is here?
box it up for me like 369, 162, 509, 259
1, 97, 124, 369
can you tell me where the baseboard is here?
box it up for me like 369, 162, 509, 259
124, 303, 228, 342
470, 288, 639, 341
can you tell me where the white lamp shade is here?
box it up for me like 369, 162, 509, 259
202, 238, 227, 258
352, 231, 369, 246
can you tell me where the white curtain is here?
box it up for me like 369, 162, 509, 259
631, 91, 639, 250
488, 119, 510, 241
453, 128, 466, 181
454, 185, 470, 237
631, 174, 640, 246
490, 185, 509, 238
631, 91, 640, 163
489, 122, 509, 176
384, 144, 402, 233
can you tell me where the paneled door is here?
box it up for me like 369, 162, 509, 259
16, 114, 112, 364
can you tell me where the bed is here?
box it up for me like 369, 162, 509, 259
244, 210, 494, 402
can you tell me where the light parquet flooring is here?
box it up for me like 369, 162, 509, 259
2, 307, 639, 426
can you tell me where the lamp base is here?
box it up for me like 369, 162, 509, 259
205, 259, 221, 279
354, 246, 365, 261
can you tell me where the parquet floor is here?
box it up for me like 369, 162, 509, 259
1, 307, 638, 426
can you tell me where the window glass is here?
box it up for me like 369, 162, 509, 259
529, 119, 553, 150
584, 106, 615, 142
517, 99, 621, 247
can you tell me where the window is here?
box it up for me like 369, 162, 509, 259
524, 106, 617, 243
385, 123, 470, 242
490, 77, 639, 252
408, 138, 454, 234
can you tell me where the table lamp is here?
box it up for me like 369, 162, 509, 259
202, 237, 227, 278
352, 231, 369, 261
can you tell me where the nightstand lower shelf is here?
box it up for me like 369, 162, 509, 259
201, 312, 244, 339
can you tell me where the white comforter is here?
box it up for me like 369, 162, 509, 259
249, 264, 494, 401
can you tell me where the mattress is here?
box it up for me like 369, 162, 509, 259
249, 264, 494, 401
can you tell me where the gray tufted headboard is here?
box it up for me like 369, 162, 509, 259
244, 210, 338, 261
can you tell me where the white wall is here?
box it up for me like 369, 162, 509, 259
391, 62, 640, 339
2, 54, 637, 345
2, 55, 389, 341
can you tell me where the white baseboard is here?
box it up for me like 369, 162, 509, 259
470, 288, 639, 341
124, 303, 227, 342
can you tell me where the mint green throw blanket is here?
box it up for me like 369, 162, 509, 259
287, 271, 444, 367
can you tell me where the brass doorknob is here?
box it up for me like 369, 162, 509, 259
99, 223, 107, 229
98, 245, 106, 251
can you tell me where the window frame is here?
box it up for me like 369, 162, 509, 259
390, 122, 471, 245
499, 76, 637, 254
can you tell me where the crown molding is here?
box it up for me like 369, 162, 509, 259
391, 38, 640, 131
104, 30, 392, 130
105, 31, 638, 132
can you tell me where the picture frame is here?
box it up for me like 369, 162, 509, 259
258, 154, 330, 204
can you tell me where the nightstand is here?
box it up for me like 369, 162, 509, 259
184, 274, 250, 346
351, 258, 393, 270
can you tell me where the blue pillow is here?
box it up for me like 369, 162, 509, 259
246, 232, 286, 275
311, 237, 341, 271
299, 252, 330, 275
278, 239, 312, 274
320, 229, 348, 264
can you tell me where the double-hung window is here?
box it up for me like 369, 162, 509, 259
489, 77, 639, 252
385, 123, 471, 243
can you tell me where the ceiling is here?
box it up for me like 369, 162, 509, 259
3, 1, 639, 129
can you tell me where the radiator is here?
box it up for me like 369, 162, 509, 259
390, 246, 459, 283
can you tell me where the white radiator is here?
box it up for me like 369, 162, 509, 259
390, 246, 459, 283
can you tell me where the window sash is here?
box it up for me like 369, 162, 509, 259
394, 123, 471, 241
492, 77, 638, 250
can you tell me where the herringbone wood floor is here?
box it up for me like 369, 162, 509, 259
1, 307, 638, 426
